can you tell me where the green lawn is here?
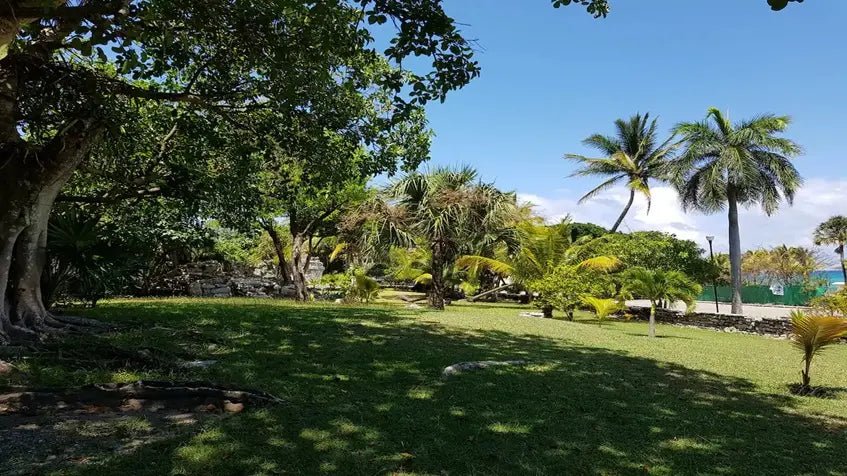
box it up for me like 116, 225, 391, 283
4, 298, 847, 475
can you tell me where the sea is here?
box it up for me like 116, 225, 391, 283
812, 269, 845, 287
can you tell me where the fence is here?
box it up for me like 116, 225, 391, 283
698, 285, 828, 306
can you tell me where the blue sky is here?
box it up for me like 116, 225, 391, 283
416, 0, 847, 255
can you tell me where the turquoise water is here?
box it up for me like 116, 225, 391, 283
812, 269, 845, 285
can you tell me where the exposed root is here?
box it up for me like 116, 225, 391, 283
49, 314, 115, 330
0, 380, 284, 415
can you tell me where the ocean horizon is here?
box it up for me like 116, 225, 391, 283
813, 269, 845, 285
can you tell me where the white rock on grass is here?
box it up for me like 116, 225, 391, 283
441, 360, 527, 379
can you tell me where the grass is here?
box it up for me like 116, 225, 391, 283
3, 297, 847, 475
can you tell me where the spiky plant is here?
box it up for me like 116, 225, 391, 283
582, 296, 625, 327
565, 113, 677, 232
789, 311, 847, 389
671, 108, 802, 314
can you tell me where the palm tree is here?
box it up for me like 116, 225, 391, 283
582, 296, 625, 327
813, 216, 847, 285
789, 311, 847, 389
622, 267, 702, 338
350, 166, 519, 310
565, 113, 677, 232
671, 108, 803, 314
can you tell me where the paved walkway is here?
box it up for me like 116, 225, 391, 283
626, 300, 805, 319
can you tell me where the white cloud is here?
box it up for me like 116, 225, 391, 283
518, 178, 847, 258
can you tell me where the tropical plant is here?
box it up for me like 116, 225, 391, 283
789, 311, 847, 389
349, 271, 381, 304
565, 113, 677, 232
348, 166, 519, 309
530, 265, 614, 320
671, 108, 803, 314
813, 216, 847, 285
622, 267, 702, 338
582, 296, 625, 327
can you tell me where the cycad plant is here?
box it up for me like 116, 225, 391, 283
671, 108, 802, 314
789, 311, 847, 389
565, 113, 676, 232
622, 267, 702, 338
582, 296, 625, 327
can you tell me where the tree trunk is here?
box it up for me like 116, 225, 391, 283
428, 249, 446, 310
802, 355, 811, 388
839, 244, 846, 286
648, 302, 657, 338
610, 189, 636, 233
261, 221, 292, 285
0, 122, 102, 345
727, 188, 744, 315
541, 304, 553, 319
290, 232, 309, 301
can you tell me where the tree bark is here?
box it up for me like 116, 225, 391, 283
428, 247, 446, 310
727, 187, 744, 315
260, 221, 292, 285
648, 302, 657, 338
610, 189, 636, 233
0, 121, 103, 345
839, 244, 846, 286
290, 232, 309, 301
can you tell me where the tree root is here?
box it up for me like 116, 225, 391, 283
0, 380, 283, 415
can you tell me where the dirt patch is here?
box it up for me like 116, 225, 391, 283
0, 381, 282, 474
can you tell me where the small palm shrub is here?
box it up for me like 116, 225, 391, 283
582, 296, 625, 327
789, 311, 847, 391
622, 267, 701, 338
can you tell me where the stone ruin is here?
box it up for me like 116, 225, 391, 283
154, 259, 325, 298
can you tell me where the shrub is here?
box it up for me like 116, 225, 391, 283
789, 311, 847, 390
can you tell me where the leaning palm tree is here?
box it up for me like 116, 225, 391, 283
622, 267, 702, 338
565, 113, 677, 232
671, 108, 803, 314
349, 166, 519, 310
813, 216, 847, 285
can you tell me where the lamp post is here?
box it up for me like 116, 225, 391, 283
706, 235, 720, 313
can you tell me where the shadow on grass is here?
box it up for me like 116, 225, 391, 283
33, 300, 847, 475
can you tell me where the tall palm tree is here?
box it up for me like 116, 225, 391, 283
671, 108, 802, 314
622, 267, 702, 338
350, 166, 519, 310
813, 216, 847, 285
565, 113, 677, 232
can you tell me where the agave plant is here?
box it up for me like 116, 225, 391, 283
582, 296, 625, 327
789, 311, 847, 389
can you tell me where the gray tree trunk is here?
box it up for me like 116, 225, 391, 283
840, 245, 846, 286
0, 123, 102, 345
727, 188, 744, 315
428, 247, 446, 310
290, 232, 309, 301
648, 302, 657, 338
261, 222, 292, 285
610, 189, 636, 233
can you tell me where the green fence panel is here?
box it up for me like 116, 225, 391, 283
698, 284, 827, 306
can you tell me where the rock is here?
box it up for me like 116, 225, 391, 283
223, 401, 244, 413
179, 360, 218, 369
0, 360, 14, 376
122, 398, 144, 411
406, 303, 422, 309
519, 312, 544, 318
442, 360, 528, 378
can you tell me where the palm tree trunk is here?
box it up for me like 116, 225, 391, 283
428, 246, 446, 310
802, 354, 811, 388
610, 189, 635, 233
839, 244, 846, 286
727, 188, 744, 315
648, 301, 656, 338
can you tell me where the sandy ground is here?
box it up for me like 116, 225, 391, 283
626, 300, 805, 319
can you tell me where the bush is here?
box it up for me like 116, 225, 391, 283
529, 265, 614, 320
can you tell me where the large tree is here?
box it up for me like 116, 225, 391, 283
671, 108, 802, 314
813, 216, 847, 285
565, 113, 676, 232
0, 0, 486, 344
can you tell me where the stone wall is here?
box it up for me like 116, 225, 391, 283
626, 306, 792, 337
157, 261, 293, 298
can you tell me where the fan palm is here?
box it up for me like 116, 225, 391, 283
671, 108, 803, 314
565, 113, 677, 232
622, 267, 702, 338
789, 311, 847, 388
813, 216, 847, 285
